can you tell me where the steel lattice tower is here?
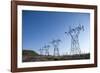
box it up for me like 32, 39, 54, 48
44, 45, 50, 56
51, 39, 61, 56
39, 48, 44, 56
65, 24, 84, 55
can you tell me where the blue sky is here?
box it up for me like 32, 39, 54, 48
22, 10, 90, 55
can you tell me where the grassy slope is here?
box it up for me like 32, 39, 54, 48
22, 50, 90, 62
22, 50, 39, 56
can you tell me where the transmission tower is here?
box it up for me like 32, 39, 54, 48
65, 24, 84, 55
39, 48, 43, 56
44, 45, 50, 56
50, 39, 61, 56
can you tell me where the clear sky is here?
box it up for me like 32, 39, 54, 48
22, 10, 90, 55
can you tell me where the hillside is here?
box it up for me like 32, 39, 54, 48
22, 49, 90, 62
22, 50, 39, 56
